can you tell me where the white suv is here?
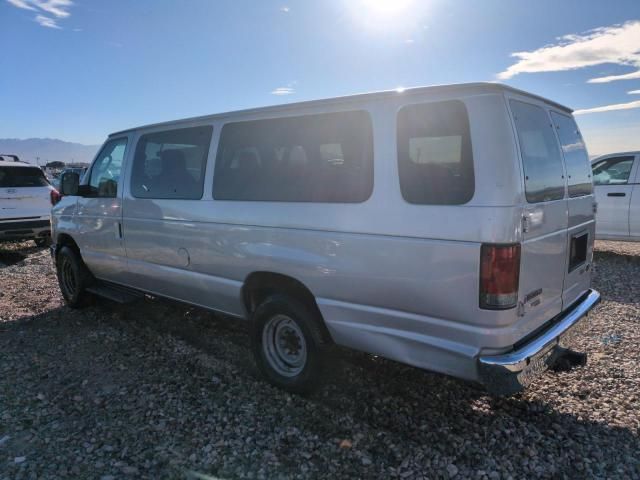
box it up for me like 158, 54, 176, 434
0, 157, 58, 246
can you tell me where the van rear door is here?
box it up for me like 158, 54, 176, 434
509, 99, 568, 328
550, 111, 595, 307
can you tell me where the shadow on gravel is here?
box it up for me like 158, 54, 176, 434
2, 298, 638, 478
0, 241, 45, 268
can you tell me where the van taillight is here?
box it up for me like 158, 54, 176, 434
50, 189, 62, 206
479, 243, 520, 310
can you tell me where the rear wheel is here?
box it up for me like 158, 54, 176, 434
56, 246, 93, 308
250, 294, 328, 394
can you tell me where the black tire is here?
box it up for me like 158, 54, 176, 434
56, 246, 93, 308
250, 294, 328, 394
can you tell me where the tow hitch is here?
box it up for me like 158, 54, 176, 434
550, 347, 587, 372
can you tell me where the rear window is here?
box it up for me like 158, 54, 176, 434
397, 100, 474, 205
213, 110, 373, 203
510, 100, 565, 203
131, 126, 213, 200
551, 112, 592, 197
0, 166, 49, 188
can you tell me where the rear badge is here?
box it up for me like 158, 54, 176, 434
525, 288, 542, 304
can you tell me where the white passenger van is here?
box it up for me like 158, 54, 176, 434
52, 83, 600, 395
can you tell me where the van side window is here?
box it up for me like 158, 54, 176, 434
551, 112, 592, 197
213, 111, 373, 203
396, 100, 474, 205
88, 138, 127, 198
592, 157, 635, 185
131, 126, 213, 200
510, 100, 565, 203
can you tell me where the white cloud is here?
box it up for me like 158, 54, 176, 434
588, 69, 640, 84
6, 0, 73, 28
280, 6, 290, 13
574, 99, 640, 115
35, 13, 60, 28
498, 21, 640, 83
271, 87, 295, 95
629, 89, 640, 94
6, 0, 36, 10
36, 0, 72, 18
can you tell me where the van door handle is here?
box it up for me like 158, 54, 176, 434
607, 192, 626, 197
116, 222, 123, 239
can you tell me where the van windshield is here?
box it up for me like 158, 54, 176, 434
0, 166, 49, 188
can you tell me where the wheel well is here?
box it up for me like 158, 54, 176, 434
242, 272, 333, 343
56, 234, 80, 257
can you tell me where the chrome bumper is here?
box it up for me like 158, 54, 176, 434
478, 289, 601, 396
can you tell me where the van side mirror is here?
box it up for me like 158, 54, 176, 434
60, 172, 80, 196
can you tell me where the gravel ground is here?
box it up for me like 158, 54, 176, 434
0, 240, 639, 479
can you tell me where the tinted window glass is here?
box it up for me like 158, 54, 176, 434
88, 138, 127, 198
592, 157, 634, 185
0, 166, 49, 188
397, 100, 474, 205
131, 126, 213, 200
551, 112, 592, 197
213, 111, 373, 203
510, 100, 565, 203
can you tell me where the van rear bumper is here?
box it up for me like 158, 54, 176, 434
478, 289, 601, 396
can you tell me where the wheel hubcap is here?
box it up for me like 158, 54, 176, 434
262, 314, 307, 377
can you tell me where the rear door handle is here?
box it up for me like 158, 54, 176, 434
607, 192, 626, 197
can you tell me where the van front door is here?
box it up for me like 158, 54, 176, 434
551, 111, 596, 307
75, 137, 129, 282
121, 125, 216, 305
592, 155, 636, 238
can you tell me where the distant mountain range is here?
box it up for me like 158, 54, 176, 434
0, 138, 99, 165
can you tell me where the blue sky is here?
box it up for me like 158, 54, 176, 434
1, 0, 639, 155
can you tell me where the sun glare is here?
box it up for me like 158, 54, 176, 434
350, 0, 419, 31
361, 0, 415, 16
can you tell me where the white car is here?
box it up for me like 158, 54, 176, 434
592, 151, 640, 241
0, 157, 58, 246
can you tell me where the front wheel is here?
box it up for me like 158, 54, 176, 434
250, 294, 328, 394
56, 246, 93, 308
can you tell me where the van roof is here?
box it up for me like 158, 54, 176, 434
110, 82, 573, 137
